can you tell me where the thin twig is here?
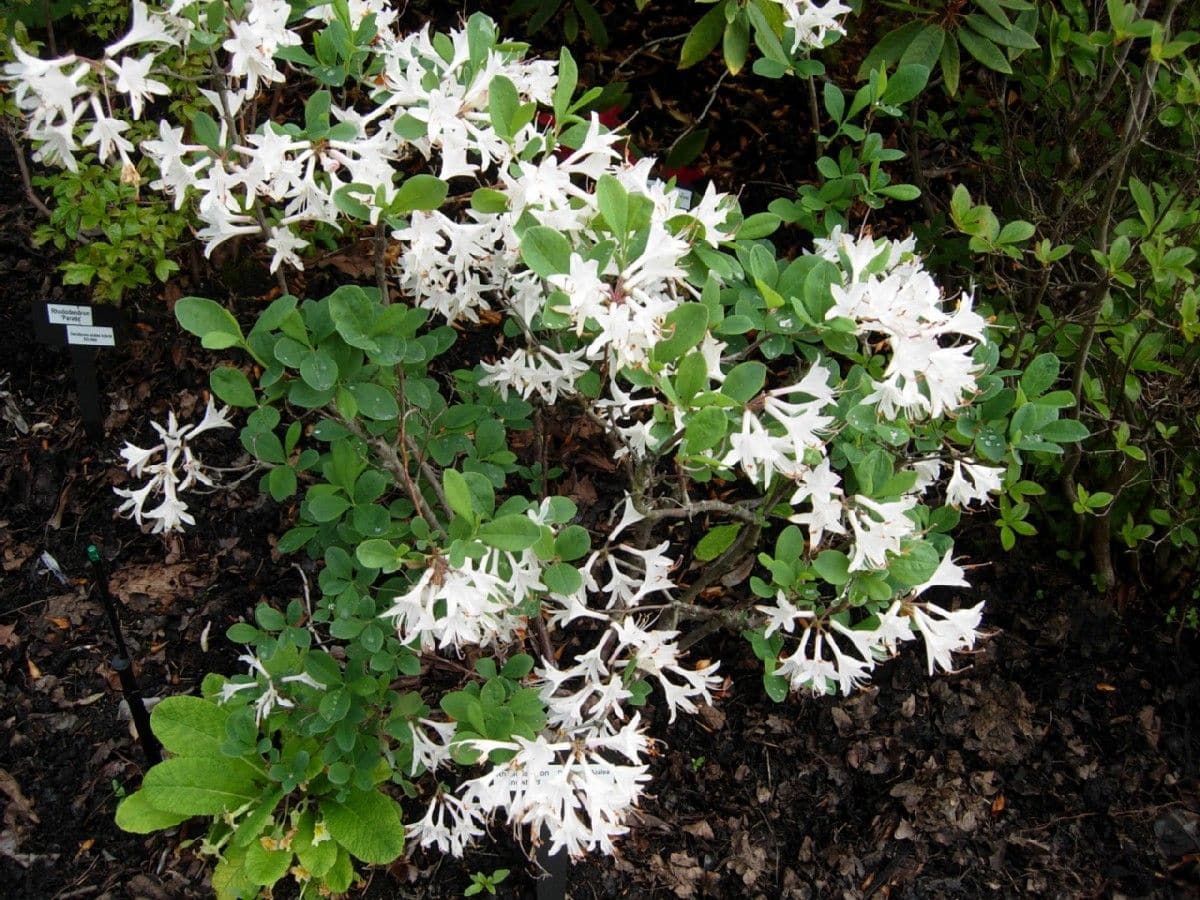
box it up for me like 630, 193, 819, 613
641, 498, 758, 524
374, 218, 390, 304
6, 125, 53, 219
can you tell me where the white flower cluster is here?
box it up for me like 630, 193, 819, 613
772, 0, 852, 52
387, 504, 717, 856
538, 619, 721, 729
217, 651, 324, 726
408, 721, 651, 858
815, 227, 989, 421
113, 398, 232, 533
2, 1, 187, 172
759, 585, 986, 697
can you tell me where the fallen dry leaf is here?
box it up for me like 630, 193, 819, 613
0, 770, 38, 827
109, 562, 203, 609
2, 542, 35, 572
682, 820, 714, 840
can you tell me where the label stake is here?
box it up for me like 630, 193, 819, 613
87, 545, 162, 765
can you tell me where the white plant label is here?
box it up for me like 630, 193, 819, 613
66, 325, 115, 347
47, 304, 93, 326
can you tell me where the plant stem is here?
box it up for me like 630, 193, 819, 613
6, 125, 53, 220
374, 219, 390, 304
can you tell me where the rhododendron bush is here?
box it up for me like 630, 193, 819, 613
5, 1, 1085, 896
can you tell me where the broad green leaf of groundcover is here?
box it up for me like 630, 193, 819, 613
150, 695, 229, 756
243, 840, 293, 886
115, 790, 191, 833
320, 789, 405, 863
140, 757, 260, 816
175, 297, 244, 350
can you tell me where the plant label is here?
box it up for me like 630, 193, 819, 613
47, 303, 93, 326
65, 325, 117, 347
31, 300, 127, 440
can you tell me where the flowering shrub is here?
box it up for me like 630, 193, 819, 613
6, 2, 1088, 896
114, 397, 233, 533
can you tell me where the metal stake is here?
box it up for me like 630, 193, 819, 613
87, 545, 162, 765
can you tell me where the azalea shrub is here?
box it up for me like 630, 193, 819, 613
5, 2, 1087, 897
878, 0, 1200, 591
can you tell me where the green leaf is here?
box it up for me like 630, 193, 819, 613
297, 826, 338, 877
653, 303, 709, 363
1038, 419, 1089, 443
888, 540, 941, 586
268, 465, 297, 501
479, 515, 543, 551
243, 842, 292, 886
1020, 353, 1060, 397
189, 109, 221, 151
723, 13, 750, 74
355, 539, 401, 572
502, 654, 535, 679
680, 0, 727, 68
347, 383, 399, 420
443, 469, 475, 520
736, 212, 781, 241
595, 174, 629, 238
675, 352, 708, 406
210, 367, 256, 408
882, 64, 930, 104
141, 757, 259, 816
470, 187, 509, 214
722, 361, 766, 404
150, 696, 229, 757
328, 285, 380, 353
543, 562, 583, 595
176, 297, 244, 350
695, 523, 743, 561
998, 220, 1035, 244
304, 90, 332, 134
300, 350, 338, 392
822, 80, 845, 122
685, 406, 728, 454
277, 526, 317, 554
488, 74, 520, 138
878, 184, 921, 201
813, 550, 851, 586
964, 13, 1038, 50
520, 226, 572, 278
115, 790, 190, 834
899, 24, 946, 71
553, 47, 577, 119
940, 32, 961, 95
555, 524, 591, 561
957, 27, 1012, 74
319, 689, 351, 723
763, 671, 789, 702
308, 493, 351, 522
394, 174, 448, 213
857, 20, 926, 80
322, 791, 405, 864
